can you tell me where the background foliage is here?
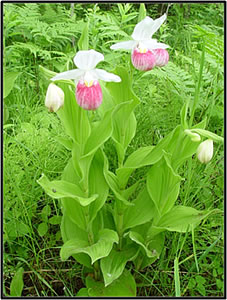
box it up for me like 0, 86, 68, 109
3, 2, 224, 297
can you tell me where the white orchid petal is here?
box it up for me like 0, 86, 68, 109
149, 13, 167, 37
143, 40, 169, 50
94, 69, 121, 82
110, 40, 137, 50
51, 69, 84, 81
131, 16, 155, 40
73, 50, 104, 70
132, 14, 167, 41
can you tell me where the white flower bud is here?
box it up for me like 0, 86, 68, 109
45, 83, 64, 112
197, 139, 213, 164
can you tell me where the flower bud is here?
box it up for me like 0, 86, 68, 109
131, 47, 156, 71
76, 79, 102, 110
152, 49, 169, 67
197, 139, 213, 164
45, 83, 64, 112
184, 129, 201, 142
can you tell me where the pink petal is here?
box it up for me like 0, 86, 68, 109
76, 80, 103, 110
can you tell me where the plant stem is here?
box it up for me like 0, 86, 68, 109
115, 199, 126, 250
189, 39, 205, 127
117, 212, 124, 250
135, 251, 143, 271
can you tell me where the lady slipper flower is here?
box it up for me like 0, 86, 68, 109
45, 83, 64, 112
51, 50, 121, 110
152, 49, 169, 67
110, 14, 169, 71
197, 139, 214, 164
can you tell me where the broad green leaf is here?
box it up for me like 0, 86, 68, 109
100, 246, 137, 286
154, 206, 215, 232
57, 83, 91, 144
116, 127, 175, 188
147, 152, 182, 217
10, 267, 24, 297
106, 67, 140, 164
37, 222, 48, 236
79, 102, 130, 190
7, 221, 31, 238
98, 83, 115, 117
60, 229, 118, 264
3, 71, 20, 98
41, 205, 51, 217
61, 214, 92, 268
121, 180, 140, 200
170, 128, 200, 170
37, 174, 98, 206
112, 113, 137, 166
168, 120, 207, 170
123, 187, 156, 230
88, 149, 109, 223
61, 158, 87, 231
78, 22, 89, 50
103, 155, 133, 206
128, 231, 154, 258
106, 66, 138, 105
86, 270, 136, 296
49, 216, 62, 225
83, 107, 115, 157
55, 136, 73, 150
133, 232, 165, 270
76, 288, 89, 296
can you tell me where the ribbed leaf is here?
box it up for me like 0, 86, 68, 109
60, 229, 118, 264
101, 246, 137, 286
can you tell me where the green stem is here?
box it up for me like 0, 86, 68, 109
93, 261, 101, 281
117, 213, 124, 250
135, 251, 143, 271
183, 157, 192, 206
189, 39, 205, 127
115, 199, 126, 250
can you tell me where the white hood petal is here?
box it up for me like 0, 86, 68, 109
131, 16, 155, 40
131, 14, 167, 41
73, 50, 104, 70
149, 13, 167, 37
143, 40, 169, 50
93, 69, 121, 82
51, 69, 84, 81
110, 40, 137, 50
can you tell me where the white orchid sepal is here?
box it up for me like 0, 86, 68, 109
110, 14, 169, 52
51, 50, 121, 86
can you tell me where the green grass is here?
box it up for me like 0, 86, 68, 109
3, 2, 224, 297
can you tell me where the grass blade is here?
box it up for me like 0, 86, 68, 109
174, 257, 181, 297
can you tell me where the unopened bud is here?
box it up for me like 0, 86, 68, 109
184, 129, 201, 142
45, 83, 64, 112
197, 139, 213, 164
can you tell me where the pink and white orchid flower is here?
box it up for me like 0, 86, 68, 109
51, 50, 121, 110
110, 14, 169, 71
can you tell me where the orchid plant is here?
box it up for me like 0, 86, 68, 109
38, 9, 223, 297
